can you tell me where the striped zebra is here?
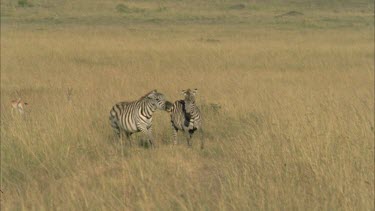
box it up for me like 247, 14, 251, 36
170, 88, 203, 149
109, 90, 170, 148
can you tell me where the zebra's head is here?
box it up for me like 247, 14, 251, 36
145, 90, 167, 110
182, 88, 198, 113
165, 101, 174, 112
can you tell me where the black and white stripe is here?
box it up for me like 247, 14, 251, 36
170, 88, 203, 149
109, 90, 168, 147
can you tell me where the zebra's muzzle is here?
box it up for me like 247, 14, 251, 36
165, 101, 174, 112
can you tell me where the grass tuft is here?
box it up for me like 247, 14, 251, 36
17, 0, 32, 7
115, 4, 145, 13
228, 4, 246, 10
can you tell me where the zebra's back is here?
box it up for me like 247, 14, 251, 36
109, 101, 141, 134
109, 90, 169, 148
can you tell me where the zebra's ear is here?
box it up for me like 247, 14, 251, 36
181, 90, 186, 95
143, 90, 157, 99
192, 89, 198, 95
147, 90, 157, 98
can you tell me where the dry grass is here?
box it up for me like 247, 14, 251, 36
1, 0, 374, 210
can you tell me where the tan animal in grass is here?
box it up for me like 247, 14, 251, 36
11, 98, 28, 115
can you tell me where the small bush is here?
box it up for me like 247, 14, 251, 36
156, 6, 167, 12
275, 11, 304, 18
228, 4, 245, 10
115, 4, 130, 13
197, 38, 220, 43
115, 4, 144, 13
18, 0, 33, 7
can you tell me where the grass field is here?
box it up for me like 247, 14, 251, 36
1, 0, 374, 210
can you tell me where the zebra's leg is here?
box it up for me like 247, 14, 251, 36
140, 126, 155, 149
186, 131, 193, 147
199, 129, 204, 150
200, 137, 204, 149
171, 123, 178, 145
186, 136, 191, 147
118, 131, 125, 157
119, 131, 123, 143
125, 132, 133, 147
199, 131, 204, 149
111, 123, 121, 139
111, 122, 123, 146
147, 127, 155, 148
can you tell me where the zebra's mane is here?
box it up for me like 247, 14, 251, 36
139, 89, 157, 100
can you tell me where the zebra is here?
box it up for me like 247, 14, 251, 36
170, 88, 203, 149
109, 90, 170, 148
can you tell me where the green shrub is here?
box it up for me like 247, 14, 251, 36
18, 0, 33, 7
115, 4, 144, 13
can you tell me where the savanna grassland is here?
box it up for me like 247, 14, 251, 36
1, 0, 374, 210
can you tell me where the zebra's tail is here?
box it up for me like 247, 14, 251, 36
109, 109, 121, 137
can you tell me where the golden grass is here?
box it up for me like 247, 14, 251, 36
1, 0, 374, 210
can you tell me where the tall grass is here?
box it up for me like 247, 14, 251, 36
1, 0, 374, 210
